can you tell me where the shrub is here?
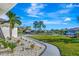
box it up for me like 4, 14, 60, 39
8, 42, 16, 52
0, 39, 8, 48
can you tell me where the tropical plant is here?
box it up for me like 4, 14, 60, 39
0, 38, 16, 51
38, 21, 46, 31
8, 42, 16, 52
6, 11, 22, 40
33, 21, 38, 31
33, 21, 46, 32
25, 26, 31, 30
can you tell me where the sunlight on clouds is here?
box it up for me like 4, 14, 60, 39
58, 9, 70, 14
47, 8, 71, 19
66, 4, 73, 8
66, 3, 79, 8
43, 20, 62, 25
64, 18, 71, 22
24, 20, 67, 25
43, 20, 68, 25
25, 3, 46, 17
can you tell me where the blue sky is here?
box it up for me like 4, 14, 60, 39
10, 3, 79, 30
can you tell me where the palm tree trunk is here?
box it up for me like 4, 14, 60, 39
10, 26, 12, 40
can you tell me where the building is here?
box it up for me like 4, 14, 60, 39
0, 18, 18, 39
65, 30, 76, 37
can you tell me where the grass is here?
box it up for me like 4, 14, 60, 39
31, 35, 79, 56
50, 42, 79, 56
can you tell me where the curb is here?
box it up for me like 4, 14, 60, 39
33, 39, 47, 56
26, 36, 47, 56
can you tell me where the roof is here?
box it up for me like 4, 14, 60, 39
0, 18, 19, 27
0, 3, 16, 16
1, 23, 19, 27
0, 18, 7, 24
0, 18, 6, 22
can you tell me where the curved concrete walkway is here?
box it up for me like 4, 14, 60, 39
33, 39, 60, 56
41, 43, 60, 56
23, 35, 61, 56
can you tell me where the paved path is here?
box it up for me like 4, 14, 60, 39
41, 43, 60, 56
24, 36, 61, 56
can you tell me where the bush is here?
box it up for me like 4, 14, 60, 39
8, 42, 16, 52
0, 38, 16, 52
0, 39, 8, 48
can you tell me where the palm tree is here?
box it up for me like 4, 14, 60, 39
6, 11, 22, 40
33, 21, 46, 32
38, 21, 46, 31
33, 21, 38, 31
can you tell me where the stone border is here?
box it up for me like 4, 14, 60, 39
28, 37, 47, 56
38, 41, 47, 56
29, 36, 61, 56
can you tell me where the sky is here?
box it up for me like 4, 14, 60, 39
9, 3, 79, 30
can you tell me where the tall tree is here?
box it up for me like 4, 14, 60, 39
7, 11, 22, 40
25, 26, 31, 30
33, 21, 46, 31
38, 21, 46, 31
33, 21, 38, 31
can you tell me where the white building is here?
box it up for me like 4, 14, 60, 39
0, 18, 18, 39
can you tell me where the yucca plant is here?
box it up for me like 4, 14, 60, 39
8, 42, 16, 52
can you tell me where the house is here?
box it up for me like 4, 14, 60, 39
0, 18, 18, 39
65, 30, 76, 37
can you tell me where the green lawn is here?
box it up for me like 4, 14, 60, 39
31, 35, 79, 56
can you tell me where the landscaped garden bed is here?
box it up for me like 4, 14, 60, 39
0, 37, 45, 56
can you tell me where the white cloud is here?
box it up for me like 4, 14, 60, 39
43, 20, 67, 25
64, 18, 71, 22
58, 9, 70, 14
63, 23, 68, 25
47, 9, 70, 19
0, 14, 9, 20
25, 20, 67, 25
66, 4, 73, 8
43, 20, 61, 24
25, 3, 46, 17
66, 4, 79, 8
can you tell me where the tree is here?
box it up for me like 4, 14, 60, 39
33, 21, 38, 31
6, 11, 22, 40
25, 26, 31, 30
38, 21, 46, 31
33, 21, 46, 32
76, 31, 79, 38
